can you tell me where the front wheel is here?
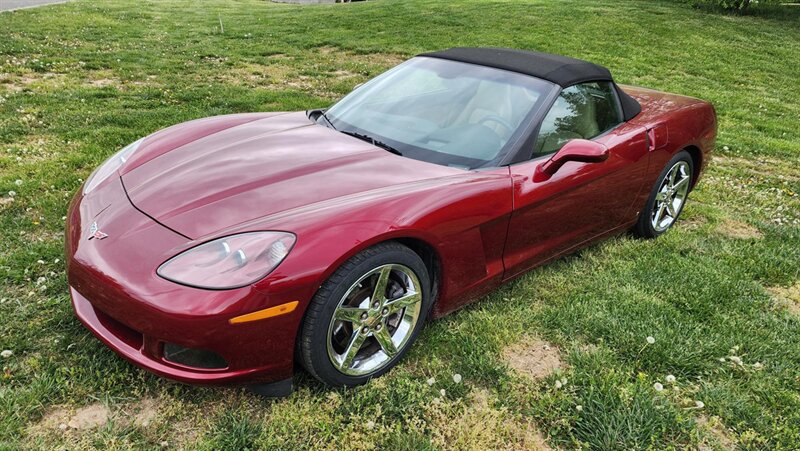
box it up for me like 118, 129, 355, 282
298, 242, 431, 387
633, 151, 694, 238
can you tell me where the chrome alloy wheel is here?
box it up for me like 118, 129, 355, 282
651, 160, 691, 232
326, 264, 423, 376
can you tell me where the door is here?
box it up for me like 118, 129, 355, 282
502, 82, 649, 279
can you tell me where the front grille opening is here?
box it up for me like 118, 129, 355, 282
94, 308, 143, 350
163, 343, 228, 370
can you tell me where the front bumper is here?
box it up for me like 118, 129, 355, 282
66, 176, 305, 385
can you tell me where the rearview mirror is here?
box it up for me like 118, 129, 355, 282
533, 139, 609, 182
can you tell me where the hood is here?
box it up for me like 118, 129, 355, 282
121, 112, 459, 239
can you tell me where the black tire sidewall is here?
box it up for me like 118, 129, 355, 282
300, 242, 431, 387
636, 150, 694, 238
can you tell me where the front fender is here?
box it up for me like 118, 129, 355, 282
248, 168, 513, 319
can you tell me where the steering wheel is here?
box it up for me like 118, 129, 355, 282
478, 115, 515, 134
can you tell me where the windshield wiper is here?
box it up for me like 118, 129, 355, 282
340, 130, 403, 156
319, 110, 337, 131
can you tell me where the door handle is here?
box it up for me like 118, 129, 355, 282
646, 124, 668, 152
646, 127, 656, 152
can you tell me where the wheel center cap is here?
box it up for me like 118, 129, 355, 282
365, 315, 382, 328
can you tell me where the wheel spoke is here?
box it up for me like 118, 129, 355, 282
673, 176, 689, 191
668, 165, 679, 186
386, 291, 422, 314
373, 326, 397, 356
338, 330, 367, 370
334, 306, 368, 323
652, 202, 667, 227
665, 200, 677, 217
372, 265, 392, 304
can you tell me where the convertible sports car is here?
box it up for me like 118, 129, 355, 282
66, 48, 716, 396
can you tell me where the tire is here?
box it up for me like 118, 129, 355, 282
299, 242, 432, 387
633, 150, 694, 238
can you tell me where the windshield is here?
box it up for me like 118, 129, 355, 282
323, 57, 554, 169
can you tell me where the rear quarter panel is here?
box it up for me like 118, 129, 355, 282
623, 86, 717, 190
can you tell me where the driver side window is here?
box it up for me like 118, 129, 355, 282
533, 82, 622, 158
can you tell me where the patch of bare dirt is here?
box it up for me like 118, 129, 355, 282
131, 398, 159, 428
697, 415, 737, 450
503, 337, 564, 380
428, 388, 553, 450
87, 78, 118, 88
67, 403, 110, 430
681, 214, 708, 231
29, 403, 111, 434
0, 73, 68, 93
766, 282, 800, 316
30, 406, 71, 433
716, 219, 762, 239
170, 418, 202, 447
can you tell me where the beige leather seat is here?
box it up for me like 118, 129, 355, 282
460, 83, 514, 138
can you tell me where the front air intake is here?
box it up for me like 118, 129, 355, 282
163, 343, 228, 370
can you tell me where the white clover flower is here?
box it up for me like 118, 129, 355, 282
560, 377, 568, 386
723, 146, 730, 151
646, 336, 655, 344
8, 191, 16, 197
365, 420, 375, 430
665, 374, 676, 383
14, 179, 23, 186
695, 400, 705, 409
718, 357, 726, 363
729, 356, 743, 365
37, 260, 45, 265
555, 380, 563, 389
440, 388, 446, 397
653, 382, 664, 392
452, 373, 462, 384
575, 405, 583, 412
1, 350, 12, 358
753, 362, 763, 370
426, 377, 435, 386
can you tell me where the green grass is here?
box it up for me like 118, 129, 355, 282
1, 0, 799, 449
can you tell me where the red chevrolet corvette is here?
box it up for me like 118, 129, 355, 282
66, 48, 716, 396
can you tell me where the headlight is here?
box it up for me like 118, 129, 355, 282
83, 138, 143, 194
157, 232, 296, 289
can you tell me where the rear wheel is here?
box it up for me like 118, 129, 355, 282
299, 242, 431, 387
633, 151, 694, 238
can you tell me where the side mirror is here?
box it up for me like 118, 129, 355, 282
534, 139, 609, 182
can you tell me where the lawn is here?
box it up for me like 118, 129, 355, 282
1, 0, 799, 449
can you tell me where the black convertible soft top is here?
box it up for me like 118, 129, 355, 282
420, 47, 641, 121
